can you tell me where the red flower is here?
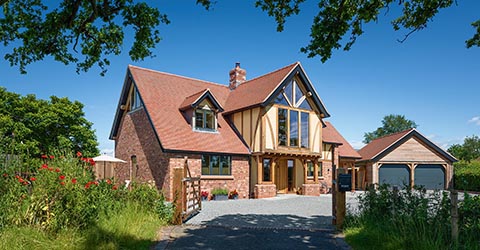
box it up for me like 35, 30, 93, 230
106, 179, 112, 185
49, 155, 54, 159
88, 158, 95, 166
41, 164, 48, 169
60, 182, 65, 186
112, 185, 118, 190
59, 175, 65, 180
41, 155, 47, 159
76, 151, 82, 157
3, 173, 8, 177
22, 181, 29, 185
18, 178, 24, 183
48, 167, 53, 171
71, 178, 77, 184
30, 177, 36, 181
85, 183, 90, 189
55, 168, 61, 173
15, 175, 20, 179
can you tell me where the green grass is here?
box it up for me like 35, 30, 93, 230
0, 201, 166, 250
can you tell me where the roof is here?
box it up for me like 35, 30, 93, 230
109, 62, 332, 155
179, 88, 224, 112
323, 122, 361, 159
357, 128, 457, 163
224, 62, 330, 117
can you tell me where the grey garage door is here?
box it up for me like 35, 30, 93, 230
379, 164, 410, 188
414, 164, 445, 190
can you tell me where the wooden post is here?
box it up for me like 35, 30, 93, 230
335, 168, 347, 230
271, 158, 276, 184
314, 159, 319, 183
351, 163, 356, 192
451, 190, 459, 242
303, 160, 308, 184
172, 167, 184, 225
257, 155, 262, 184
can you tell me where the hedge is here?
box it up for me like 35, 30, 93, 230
454, 160, 480, 191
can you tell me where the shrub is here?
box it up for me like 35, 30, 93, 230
454, 160, 480, 191
211, 187, 229, 196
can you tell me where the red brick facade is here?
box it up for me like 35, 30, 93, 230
114, 108, 250, 201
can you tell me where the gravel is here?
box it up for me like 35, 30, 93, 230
185, 193, 361, 230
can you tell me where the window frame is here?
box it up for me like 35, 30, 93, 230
201, 155, 231, 176
194, 108, 216, 132
307, 161, 314, 179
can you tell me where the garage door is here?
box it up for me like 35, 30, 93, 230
379, 164, 410, 188
414, 164, 445, 190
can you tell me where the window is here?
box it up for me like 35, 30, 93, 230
195, 109, 216, 131
201, 155, 231, 175
307, 161, 314, 178
318, 162, 323, 177
130, 155, 138, 180
130, 86, 143, 110
278, 108, 288, 146
289, 110, 298, 146
301, 112, 309, 148
263, 158, 271, 182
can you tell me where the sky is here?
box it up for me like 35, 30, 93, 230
1, 1, 479, 155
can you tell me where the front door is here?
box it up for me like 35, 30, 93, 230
275, 159, 295, 193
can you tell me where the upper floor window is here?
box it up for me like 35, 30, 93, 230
275, 79, 312, 111
130, 85, 143, 110
278, 108, 309, 148
194, 107, 216, 131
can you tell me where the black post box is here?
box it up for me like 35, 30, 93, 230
338, 173, 352, 192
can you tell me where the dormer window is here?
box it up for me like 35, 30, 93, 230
179, 88, 224, 133
195, 107, 216, 131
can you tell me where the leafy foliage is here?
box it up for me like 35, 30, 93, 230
454, 160, 480, 192
345, 185, 480, 249
448, 135, 480, 162
1, 1, 478, 74
0, 87, 98, 158
363, 114, 417, 143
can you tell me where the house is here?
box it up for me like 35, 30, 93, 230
109, 62, 359, 200
356, 128, 457, 190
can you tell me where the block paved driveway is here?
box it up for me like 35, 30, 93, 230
155, 193, 360, 250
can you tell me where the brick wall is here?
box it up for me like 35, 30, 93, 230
114, 108, 250, 201
254, 184, 277, 198
302, 183, 321, 196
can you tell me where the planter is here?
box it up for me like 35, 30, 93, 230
213, 194, 228, 201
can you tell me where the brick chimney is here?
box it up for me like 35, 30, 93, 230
229, 62, 246, 90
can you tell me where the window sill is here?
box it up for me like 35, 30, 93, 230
193, 128, 218, 134
201, 175, 234, 180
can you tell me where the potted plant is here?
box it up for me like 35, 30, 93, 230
211, 187, 229, 201
228, 189, 239, 199
201, 191, 209, 201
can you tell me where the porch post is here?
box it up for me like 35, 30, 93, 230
303, 160, 308, 184
257, 155, 262, 184
410, 163, 416, 189
314, 159, 319, 184
271, 158, 276, 184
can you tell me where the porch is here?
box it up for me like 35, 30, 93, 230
251, 153, 332, 198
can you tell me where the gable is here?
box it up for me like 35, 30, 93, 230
380, 137, 446, 162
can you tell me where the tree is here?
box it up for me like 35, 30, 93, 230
448, 135, 480, 162
363, 114, 418, 143
0, 87, 99, 157
1, 1, 478, 74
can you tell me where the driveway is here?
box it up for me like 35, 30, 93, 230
155, 194, 360, 250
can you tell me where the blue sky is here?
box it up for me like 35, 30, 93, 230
1, 1, 479, 155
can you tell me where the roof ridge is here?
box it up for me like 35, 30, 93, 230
369, 128, 414, 142
183, 88, 209, 99
128, 65, 229, 89
238, 62, 299, 87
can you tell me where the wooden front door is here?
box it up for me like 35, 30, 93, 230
275, 160, 288, 193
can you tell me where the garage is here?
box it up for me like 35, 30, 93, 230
379, 164, 410, 188
414, 164, 445, 190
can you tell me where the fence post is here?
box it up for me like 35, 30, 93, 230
451, 190, 459, 242
172, 167, 184, 225
336, 168, 347, 230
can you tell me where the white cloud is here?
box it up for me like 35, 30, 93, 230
468, 116, 480, 126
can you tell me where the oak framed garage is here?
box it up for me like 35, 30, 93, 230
356, 129, 457, 190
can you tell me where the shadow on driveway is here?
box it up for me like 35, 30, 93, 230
156, 214, 350, 250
